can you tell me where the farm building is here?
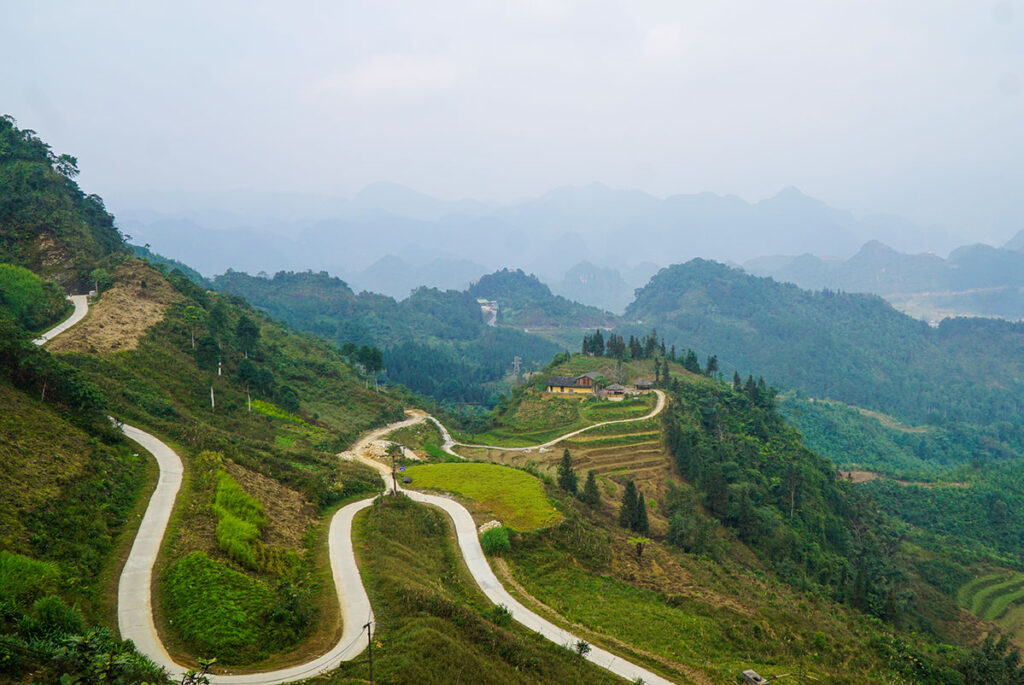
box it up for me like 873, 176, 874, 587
546, 374, 599, 394
633, 378, 653, 392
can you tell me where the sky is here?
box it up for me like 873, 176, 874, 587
2, 1, 1023, 243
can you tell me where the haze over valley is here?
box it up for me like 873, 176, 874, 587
5, 3, 1024, 684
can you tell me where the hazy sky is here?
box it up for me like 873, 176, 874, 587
3, 1, 1022, 241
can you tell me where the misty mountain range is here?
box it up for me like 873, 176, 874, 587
111, 182, 970, 312
746, 236, 1024, 322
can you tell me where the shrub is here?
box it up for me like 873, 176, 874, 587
480, 527, 511, 555
211, 472, 264, 569
0, 552, 60, 606
485, 603, 513, 627
30, 595, 83, 636
0, 264, 68, 331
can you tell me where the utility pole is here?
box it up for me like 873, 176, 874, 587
365, 622, 374, 684
386, 443, 402, 495
512, 356, 522, 376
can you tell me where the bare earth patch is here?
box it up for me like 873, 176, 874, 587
224, 461, 317, 548
48, 259, 181, 355
839, 469, 880, 483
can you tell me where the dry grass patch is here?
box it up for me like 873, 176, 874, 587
49, 259, 181, 354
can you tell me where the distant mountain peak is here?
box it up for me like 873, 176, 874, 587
1004, 229, 1024, 252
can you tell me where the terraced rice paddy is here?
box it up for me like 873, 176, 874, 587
958, 571, 1024, 627
466, 402, 675, 527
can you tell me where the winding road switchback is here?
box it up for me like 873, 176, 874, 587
33, 294, 88, 346
37, 294, 677, 683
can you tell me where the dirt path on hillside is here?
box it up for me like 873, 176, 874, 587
438, 389, 667, 455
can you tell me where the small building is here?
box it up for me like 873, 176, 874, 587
604, 383, 627, 401
632, 378, 653, 392
547, 374, 597, 394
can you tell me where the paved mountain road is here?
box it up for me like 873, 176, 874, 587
38, 297, 677, 683
347, 423, 675, 685
32, 294, 89, 346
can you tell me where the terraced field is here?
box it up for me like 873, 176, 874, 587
958, 570, 1024, 643
455, 393, 657, 448
463, 400, 676, 532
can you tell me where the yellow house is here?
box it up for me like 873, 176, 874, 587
546, 373, 599, 394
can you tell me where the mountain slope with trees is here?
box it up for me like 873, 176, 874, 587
0, 115, 123, 288
214, 269, 561, 408
468, 267, 617, 328
626, 259, 1024, 445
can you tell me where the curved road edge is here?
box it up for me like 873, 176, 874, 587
436, 389, 666, 454
33, 294, 89, 346
117, 424, 377, 684
350, 426, 677, 685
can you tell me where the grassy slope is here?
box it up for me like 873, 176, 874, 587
502, 509, 928, 684
404, 463, 561, 532
457, 356, 662, 447
0, 383, 149, 621
50, 261, 403, 668
322, 495, 623, 685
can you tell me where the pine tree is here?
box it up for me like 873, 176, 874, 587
557, 449, 578, 494
582, 470, 600, 507
635, 492, 650, 536
683, 349, 700, 373
733, 371, 742, 390
618, 480, 638, 529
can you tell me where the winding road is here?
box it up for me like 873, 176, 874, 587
432, 389, 666, 455
36, 304, 675, 684
32, 294, 88, 346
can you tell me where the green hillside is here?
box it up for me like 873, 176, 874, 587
214, 269, 561, 408
7, 119, 1024, 684
408, 355, 1023, 682
0, 115, 125, 287
468, 267, 617, 328
625, 258, 1024, 453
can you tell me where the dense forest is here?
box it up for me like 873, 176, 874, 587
626, 259, 1024, 452
468, 267, 617, 328
0, 115, 124, 287
214, 269, 560, 409
662, 377, 910, 622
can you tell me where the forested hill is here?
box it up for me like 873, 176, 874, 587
468, 267, 617, 328
0, 116, 124, 287
214, 269, 560, 407
626, 259, 1024, 433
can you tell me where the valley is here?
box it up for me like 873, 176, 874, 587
6, 114, 1024, 685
